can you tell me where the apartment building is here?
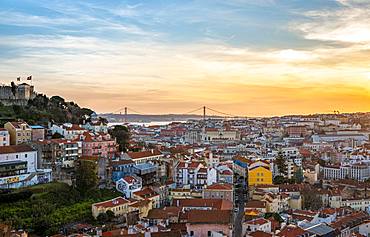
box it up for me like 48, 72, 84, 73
4, 121, 32, 145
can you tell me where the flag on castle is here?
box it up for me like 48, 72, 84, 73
27, 75, 32, 80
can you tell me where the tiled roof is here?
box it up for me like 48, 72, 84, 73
93, 197, 130, 208
133, 187, 159, 199
173, 198, 232, 210
0, 145, 34, 154
187, 210, 231, 224
206, 183, 233, 191
128, 150, 162, 159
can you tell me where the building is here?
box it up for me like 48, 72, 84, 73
4, 121, 32, 145
186, 210, 232, 237
92, 197, 131, 219
320, 163, 370, 181
285, 125, 308, 137
79, 132, 117, 158
203, 183, 233, 202
50, 123, 86, 140
111, 159, 135, 182
0, 82, 37, 104
0, 128, 10, 146
202, 128, 240, 143
133, 187, 160, 208
115, 175, 142, 198
0, 145, 52, 188
248, 161, 273, 186
82, 121, 108, 133
33, 139, 81, 170
175, 161, 206, 189
243, 218, 272, 234
233, 155, 250, 177
30, 125, 45, 141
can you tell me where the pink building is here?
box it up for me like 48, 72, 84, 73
186, 210, 232, 237
79, 132, 117, 158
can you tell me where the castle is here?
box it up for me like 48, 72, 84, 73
0, 82, 37, 106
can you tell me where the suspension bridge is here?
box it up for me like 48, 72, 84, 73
112, 106, 246, 122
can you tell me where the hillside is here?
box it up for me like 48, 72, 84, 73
0, 94, 94, 126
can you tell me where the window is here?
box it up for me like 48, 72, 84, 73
190, 231, 194, 236
208, 231, 211, 236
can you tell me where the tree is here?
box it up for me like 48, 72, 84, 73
98, 117, 108, 124
273, 175, 286, 184
109, 125, 130, 152
51, 132, 64, 139
106, 210, 115, 221
75, 160, 98, 196
275, 151, 287, 176
294, 167, 304, 184
302, 188, 323, 210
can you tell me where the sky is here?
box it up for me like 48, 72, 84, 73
0, 0, 369, 116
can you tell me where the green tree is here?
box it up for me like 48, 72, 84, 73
302, 188, 323, 210
52, 132, 64, 139
273, 175, 287, 184
294, 167, 304, 184
75, 160, 98, 196
275, 151, 287, 176
109, 125, 130, 152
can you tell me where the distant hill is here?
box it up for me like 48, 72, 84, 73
0, 94, 94, 126
100, 113, 222, 123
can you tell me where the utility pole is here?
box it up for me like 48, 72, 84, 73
124, 107, 128, 123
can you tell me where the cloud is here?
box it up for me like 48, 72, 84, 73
293, 0, 370, 44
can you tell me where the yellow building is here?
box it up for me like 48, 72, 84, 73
4, 121, 32, 145
248, 161, 273, 186
92, 197, 130, 219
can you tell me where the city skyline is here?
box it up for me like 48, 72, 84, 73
0, 0, 370, 116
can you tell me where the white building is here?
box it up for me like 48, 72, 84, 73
116, 175, 142, 198
50, 123, 86, 140
0, 128, 10, 146
321, 163, 370, 181
0, 145, 52, 188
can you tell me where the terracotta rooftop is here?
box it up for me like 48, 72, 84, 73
93, 197, 130, 208
128, 150, 162, 159
206, 183, 233, 191
187, 210, 231, 224
0, 145, 34, 154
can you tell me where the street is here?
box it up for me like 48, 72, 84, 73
233, 175, 247, 237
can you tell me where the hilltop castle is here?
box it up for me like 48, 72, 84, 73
0, 82, 37, 106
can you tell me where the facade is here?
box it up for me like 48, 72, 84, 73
233, 155, 250, 177
30, 125, 45, 141
0, 145, 52, 188
186, 210, 232, 237
203, 183, 233, 202
175, 161, 206, 189
0, 128, 10, 146
4, 121, 32, 145
248, 161, 273, 186
82, 121, 108, 133
116, 175, 142, 198
321, 163, 370, 181
50, 123, 86, 140
133, 187, 160, 208
111, 159, 135, 182
202, 128, 240, 143
79, 132, 117, 158
33, 139, 81, 170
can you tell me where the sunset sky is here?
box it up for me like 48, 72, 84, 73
0, 0, 369, 116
